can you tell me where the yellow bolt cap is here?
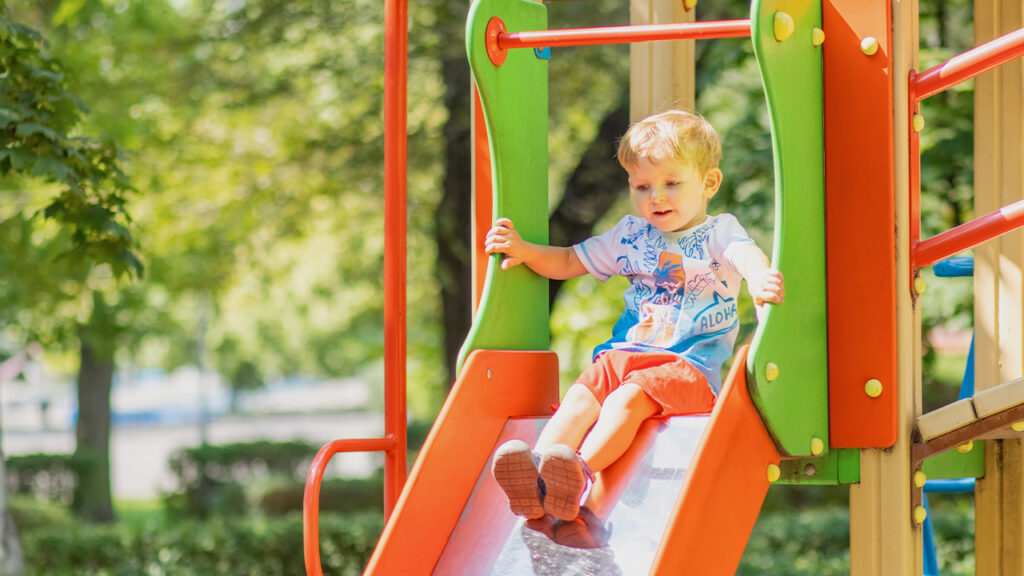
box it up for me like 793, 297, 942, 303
914, 505, 928, 524
683, 0, 697, 9
957, 441, 974, 453
914, 470, 927, 488
865, 379, 883, 398
765, 362, 779, 382
913, 114, 926, 132
914, 276, 927, 295
811, 437, 825, 456
1012, 421, 1024, 432
767, 464, 781, 482
773, 12, 795, 42
861, 36, 879, 56
812, 28, 825, 46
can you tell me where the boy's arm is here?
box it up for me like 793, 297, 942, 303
485, 218, 588, 280
729, 242, 785, 309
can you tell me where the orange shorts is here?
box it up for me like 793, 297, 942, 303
576, 350, 716, 416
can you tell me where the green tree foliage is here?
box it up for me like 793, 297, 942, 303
0, 2, 139, 277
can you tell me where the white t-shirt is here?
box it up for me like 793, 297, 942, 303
573, 213, 755, 393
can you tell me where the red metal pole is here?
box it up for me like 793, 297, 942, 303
498, 19, 751, 50
915, 199, 1024, 268
383, 0, 408, 518
912, 26, 1024, 101
304, 438, 397, 576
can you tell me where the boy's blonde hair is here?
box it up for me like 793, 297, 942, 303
617, 110, 722, 175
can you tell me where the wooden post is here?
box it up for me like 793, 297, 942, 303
850, 0, 923, 573
974, 1, 1024, 574
629, 0, 695, 121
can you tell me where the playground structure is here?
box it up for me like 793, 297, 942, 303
302, 0, 1024, 574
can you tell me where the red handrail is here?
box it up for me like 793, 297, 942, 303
498, 19, 751, 50
382, 0, 408, 517
303, 438, 396, 576
304, 0, 408, 573
911, 26, 1024, 102
915, 199, 1024, 268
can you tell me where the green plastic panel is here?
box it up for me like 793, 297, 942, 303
747, 0, 828, 457
458, 0, 550, 373
775, 449, 860, 486
922, 443, 985, 481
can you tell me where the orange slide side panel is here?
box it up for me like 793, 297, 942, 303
650, 345, 781, 575
363, 349, 558, 576
824, 0, 897, 448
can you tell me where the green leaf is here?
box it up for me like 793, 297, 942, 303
16, 122, 61, 140
30, 154, 71, 181
52, 0, 89, 27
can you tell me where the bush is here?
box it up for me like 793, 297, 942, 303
165, 440, 319, 518
5, 453, 78, 505
8, 495, 73, 533
259, 470, 385, 516
21, 511, 383, 576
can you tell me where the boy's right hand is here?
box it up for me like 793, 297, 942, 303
485, 218, 528, 270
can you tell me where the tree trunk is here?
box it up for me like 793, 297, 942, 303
0, 514, 24, 576
72, 336, 116, 523
436, 52, 474, 385
548, 98, 630, 307
0, 383, 25, 576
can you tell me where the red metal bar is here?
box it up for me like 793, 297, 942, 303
914, 199, 1024, 268
304, 438, 397, 576
912, 26, 1024, 102
383, 0, 408, 520
498, 19, 750, 50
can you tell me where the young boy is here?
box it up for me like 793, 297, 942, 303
486, 110, 785, 523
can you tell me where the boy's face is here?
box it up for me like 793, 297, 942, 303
627, 157, 722, 233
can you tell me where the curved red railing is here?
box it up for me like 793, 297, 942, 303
304, 438, 396, 576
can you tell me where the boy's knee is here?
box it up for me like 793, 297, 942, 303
560, 384, 600, 415
604, 383, 659, 415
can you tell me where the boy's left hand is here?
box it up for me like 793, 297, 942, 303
750, 268, 785, 306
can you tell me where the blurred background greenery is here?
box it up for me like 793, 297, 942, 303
0, 0, 979, 573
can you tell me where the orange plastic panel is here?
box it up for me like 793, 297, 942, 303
363, 350, 558, 575
471, 85, 493, 313
824, 0, 897, 448
650, 345, 781, 574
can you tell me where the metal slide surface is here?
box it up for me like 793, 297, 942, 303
433, 416, 710, 575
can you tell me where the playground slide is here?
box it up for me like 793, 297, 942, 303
363, 345, 780, 575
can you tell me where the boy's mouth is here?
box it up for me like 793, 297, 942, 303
653, 209, 673, 216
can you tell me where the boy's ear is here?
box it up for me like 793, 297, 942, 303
703, 168, 724, 198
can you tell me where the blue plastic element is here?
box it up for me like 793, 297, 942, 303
933, 257, 974, 278
959, 336, 975, 398
925, 478, 976, 494
923, 256, 977, 576
923, 494, 940, 576
534, 47, 550, 59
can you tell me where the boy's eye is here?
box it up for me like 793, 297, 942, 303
634, 185, 649, 192
666, 181, 680, 187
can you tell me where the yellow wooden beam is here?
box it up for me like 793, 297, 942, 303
629, 0, 695, 121
974, 1, 1024, 573
850, 0, 922, 573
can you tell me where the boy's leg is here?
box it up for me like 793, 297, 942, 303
539, 383, 659, 521
577, 382, 660, 473
533, 383, 601, 454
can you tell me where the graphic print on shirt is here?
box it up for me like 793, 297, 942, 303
678, 218, 716, 259
629, 252, 685, 347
